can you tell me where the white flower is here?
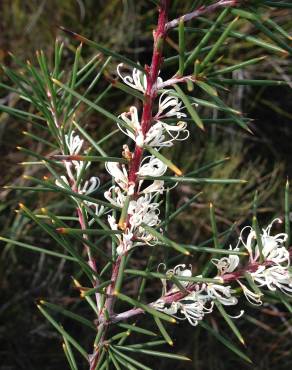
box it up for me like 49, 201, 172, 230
157, 263, 192, 295
65, 131, 84, 155
156, 90, 186, 119
128, 194, 160, 229
118, 106, 144, 147
116, 231, 134, 256
84, 201, 105, 225
237, 280, 263, 306
137, 156, 167, 177
166, 264, 192, 289
135, 226, 158, 246
108, 214, 118, 231
206, 282, 238, 306
239, 226, 257, 263
212, 247, 240, 275
261, 219, 289, 266
117, 63, 163, 93
153, 290, 213, 327
252, 265, 292, 296
105, 162, 129, 191
240, 219, 288, 265
138, 180, 165, 195
178, 292, 214, 326
104, 185, 127, 208
79, 176, 100, 195
108, 215, 133, 256
117, 63, 148, 93
145, 121, 189, 148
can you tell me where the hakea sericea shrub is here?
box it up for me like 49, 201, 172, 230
1, 0, 292, 369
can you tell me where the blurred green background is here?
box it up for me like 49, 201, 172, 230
0, 1, 291, 369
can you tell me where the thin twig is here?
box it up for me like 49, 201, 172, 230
165, 0, 238, 31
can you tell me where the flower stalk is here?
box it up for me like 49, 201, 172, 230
3, 0, 292, 368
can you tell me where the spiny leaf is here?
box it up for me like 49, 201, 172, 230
153, 317, 173, 346
108, 349, 122, 370
117, 323, 157, 337
195, 80, 218, 96
0, 236, 75, 261
215, 301, 246, 346
209, 56, 266, 77
141, 224, 190, 255
51, 154, 128, 164
59, 26, 143, 70
182, 244, 246, 256
113, 345, 191, 361
139, 175, 246, 184
114, 255, 127, 295
200, 16, 239, 70
173, 84, 204, 130
178, 17, 185, 75
62, 341, 77, 370
185, 8, 229, 68
209, 78, 288, 86
252, 216, 264, 263
199, 321, 252, 363
40, 300, 95, 330
37, 305, 88, 359
56, 227, 122, 236
110, 346, 151, 370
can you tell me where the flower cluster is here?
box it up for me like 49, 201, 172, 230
237, 219, 291, 298
153, 264, 239, 326
153, 219, 292, 326
105, 65, 189, 255
55, 131, 103, 220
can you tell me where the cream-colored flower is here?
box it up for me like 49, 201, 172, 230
137, 156, 167, 177
65, 130, 84, 155
105, 162, 129, 191
145, 121, 189, 148
206, 282, 238, 306
156, 90, 186, 119
212, 247, 240, 275
117, 63, 148, 93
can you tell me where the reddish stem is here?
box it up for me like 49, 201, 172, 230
128, 0, 169, 187
90, 3, 170, 368
105, 0, 170, 316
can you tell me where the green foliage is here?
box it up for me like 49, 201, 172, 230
0, 1, 291, 370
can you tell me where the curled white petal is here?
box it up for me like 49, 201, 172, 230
145, 120, 189, 148
65, 131, 84, 155
118, 106, 144, 146
157, 90, 186, 119
104, 185, 127, 208
206, 283, 238, 306
237, 280, 263, 306
79, 176, 100, 195
137, 156, 167, 177
212, 247, 240, 275
117, 63, 147, 93
252, 266, 292, 296
105, 162, 129, 191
